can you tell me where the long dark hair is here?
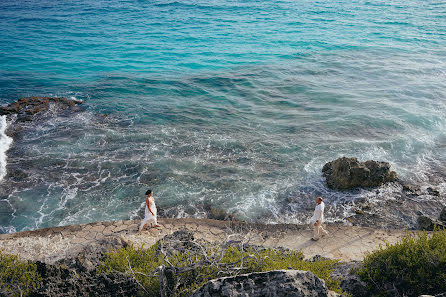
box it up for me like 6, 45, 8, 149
145, 189, 152, 196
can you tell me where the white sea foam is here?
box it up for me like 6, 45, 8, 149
0, 115, 13, 182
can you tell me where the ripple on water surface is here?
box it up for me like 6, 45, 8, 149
0, 0, 445, 232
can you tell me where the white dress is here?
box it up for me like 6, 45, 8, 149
311, 201, 325, 223
139, 196, 157, 230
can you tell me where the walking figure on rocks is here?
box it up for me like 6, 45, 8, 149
139, 189, 161, 233
311, 196, 328, 241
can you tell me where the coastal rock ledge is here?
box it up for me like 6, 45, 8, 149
322, 157, 398, 190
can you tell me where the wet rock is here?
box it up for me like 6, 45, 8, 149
426, 187, 440, 197
418, 216, 434, 231
209, 207, 234, 221
417, 214, 446, 231
322, 157, 398, 190
402, 183, 422, 195
439, 207, 446, 223
0, 96, 83, 122
203, 203, 236, 221
6, 168, 28, 180
190, 270, 330, 297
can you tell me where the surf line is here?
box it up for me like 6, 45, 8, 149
0, 115, 13, 182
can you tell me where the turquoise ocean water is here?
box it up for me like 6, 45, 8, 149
0, 0, 445, 232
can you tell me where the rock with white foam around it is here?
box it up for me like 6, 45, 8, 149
322, 157, 398, 190
0, 96, 83, 123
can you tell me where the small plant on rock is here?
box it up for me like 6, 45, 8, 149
98, 231, 342, 296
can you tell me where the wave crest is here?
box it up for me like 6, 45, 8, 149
0, 115, 13, 182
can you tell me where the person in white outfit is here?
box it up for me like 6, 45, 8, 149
139, 189, 160, 232
310, 196, 328, 241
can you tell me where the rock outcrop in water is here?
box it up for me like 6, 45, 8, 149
322, 157, 398, 190
191, 270, 338, 297
417, 211, 446, 231
440, 207, 446, 223
0, 96, 83, 122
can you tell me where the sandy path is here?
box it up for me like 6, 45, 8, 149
0, 218, 412, 264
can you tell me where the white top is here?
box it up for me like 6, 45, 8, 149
144, 196, 157, 219
311, 201, 325, 223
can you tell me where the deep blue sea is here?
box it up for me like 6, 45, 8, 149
0, 0, 445, 233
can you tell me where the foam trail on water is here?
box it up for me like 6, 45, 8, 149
0, 115, 13, 182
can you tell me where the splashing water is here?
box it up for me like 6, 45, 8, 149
0, 0, 445, 232
0, 116, 13, 182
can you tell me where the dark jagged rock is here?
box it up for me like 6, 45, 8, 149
418, 216, 435, 231
439, 207, 446, 223
0, 96, 83, 123
157, 230, 197, 255
417, 214, 446, 231
311, 254, 331, 262
31, 261, 141, 297
402, 183, 423, 195
331, 261, 368, 297
190, 270, 332, 297
61, 236, 129, 272
427, 187, 440, 197
322, 157, 398, 190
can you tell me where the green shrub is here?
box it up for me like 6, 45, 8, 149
358, 227, 446, 297
98, 243, 162, 297
0, 250, 42, 297
98, 242, 341, 296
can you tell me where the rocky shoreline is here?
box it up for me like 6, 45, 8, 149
1, 98, 445, 296
0, 218, 414, 296
1, 97, 445, 233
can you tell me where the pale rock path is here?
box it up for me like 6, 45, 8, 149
0, 218, 412, 264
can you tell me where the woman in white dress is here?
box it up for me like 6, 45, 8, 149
139, 189, 161, 232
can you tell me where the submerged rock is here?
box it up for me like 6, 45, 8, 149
322, 157, 398, 190
418, 216, 435, 231
417, 215, 446, 231
439, 207, 446, 223
190, 270, 331, 297
0, 96, 83, 123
